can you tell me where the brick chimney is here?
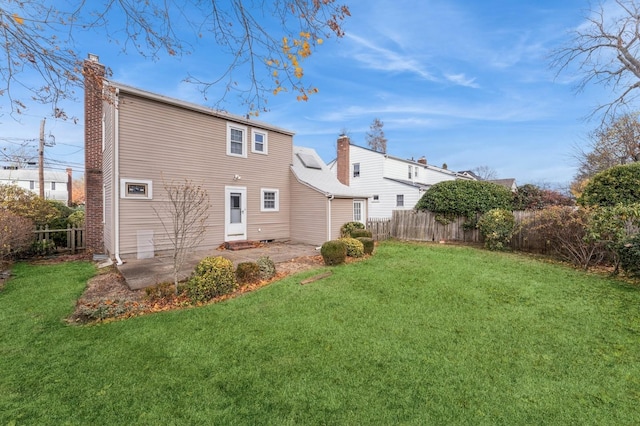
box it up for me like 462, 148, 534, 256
83, 54, 105, 254
417, 156, 427, 165
336, 135, 351, 186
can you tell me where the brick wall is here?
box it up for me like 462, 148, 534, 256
83, 56, 105, 254
336, 135, 350, 186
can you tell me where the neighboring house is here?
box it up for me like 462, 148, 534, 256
291, 146, 369, 246
488, 178, 518, 192
83, 55, 367, 260
0, 167, 72, 205
328, 136, 474, 218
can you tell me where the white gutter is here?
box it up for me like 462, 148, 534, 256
113, 88, 123, 266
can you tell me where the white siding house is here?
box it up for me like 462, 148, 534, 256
0, 168, 72, 205
329, 137, 474, 218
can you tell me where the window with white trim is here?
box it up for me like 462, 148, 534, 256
227, 123, 247, 157
396, 194, 404, 207
372, 195, 380, 203
353, 163, 360, 178
408, 165, 412, 179
261, 188, 279, 212
252, 129, 268, 154
51, 182, 56, 190
120, 179, 153, 200
29, 180, 34, 190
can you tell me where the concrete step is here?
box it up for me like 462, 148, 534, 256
224, 240, 258, 251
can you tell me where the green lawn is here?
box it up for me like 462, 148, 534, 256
1, 241, 639, 425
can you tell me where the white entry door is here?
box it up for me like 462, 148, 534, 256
353, 199, 365, 224
225, 186, 247, 241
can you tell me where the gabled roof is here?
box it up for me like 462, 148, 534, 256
0, 169, 69, 182
339, 142, 472, 179
488, 178, 517, 191
105, 80, 296, 137
291, 146, 369, 198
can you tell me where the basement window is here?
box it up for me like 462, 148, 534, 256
121, 179, 153, 199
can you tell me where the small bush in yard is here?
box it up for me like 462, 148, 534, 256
144, 282, 176, 301
618, 234, 640, 278
351, 229, 372, 238
477, 208, 516, 251
186, 256, 237, 303
339, 237, 365, 258
321, 240, 347, 265
357, 237, 375, 255
257, 256, 276, 280
0, 209, 33, 264
340, 221, 365, 237
236, 262, 261, 285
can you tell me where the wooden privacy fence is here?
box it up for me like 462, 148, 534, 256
372, 210, 638, 252
390, 210, 481, 243
367, 217, 392, 241
388, 210, 556, 253
34, 226, 86, 253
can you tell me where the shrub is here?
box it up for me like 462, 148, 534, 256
236, 261, 261, 285
477, 208, 516, 251
618, 234, 640, 278
256, 256, 277, 280
144, 282, 176, 301
350, 229, 372, 238
578, 162, 640, 207
340, 221, 365, 237
415, 180, 513, 227
68, 210, 85, 227
513, 184, 574, 210
186, 256, 237, 303
357, 237, 375, 255
0, 210, 34, 264
530, 206, 606, 270
339, 237, 365, 258
0, 183, 59, 226
29, 239, 56, 256
588, 204, 640, 272
321, 240, 347, 265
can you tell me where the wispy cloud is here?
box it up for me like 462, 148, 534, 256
444, 73, 480, 88
345, 33, 437, 81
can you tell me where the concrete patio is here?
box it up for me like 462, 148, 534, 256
116, 241, 320, 290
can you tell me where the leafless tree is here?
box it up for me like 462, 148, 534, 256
0, 1, 350, 118
366, 118, 387, 153
472, 165, 498, 180
574, 111, 640, 182
552, 0, 640, 121
154, 178, 210, 290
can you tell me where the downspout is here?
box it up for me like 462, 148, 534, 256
113, 88, 124, 265
327, 194, 334, 241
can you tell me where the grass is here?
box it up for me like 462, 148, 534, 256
1, 241, 640, 424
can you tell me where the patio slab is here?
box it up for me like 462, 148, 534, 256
116, 241, 320, 290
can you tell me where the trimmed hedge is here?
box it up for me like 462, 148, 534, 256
356, 237, 375, 255
236, 261, 261, 285
340, 221, 365, 237
578, 162, 640, 207
321, 240, 347, 265
339, 237, 365, 258
186, 256, 238, 303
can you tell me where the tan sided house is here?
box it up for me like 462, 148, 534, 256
84, 55, 367, 261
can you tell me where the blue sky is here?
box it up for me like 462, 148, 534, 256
0, 0, 616, 188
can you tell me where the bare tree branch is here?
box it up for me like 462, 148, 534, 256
154, 178, 210, 290
552, 0, 640, 122
0, 0, 350, 117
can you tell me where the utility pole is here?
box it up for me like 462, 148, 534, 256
39, 118, 45, 198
